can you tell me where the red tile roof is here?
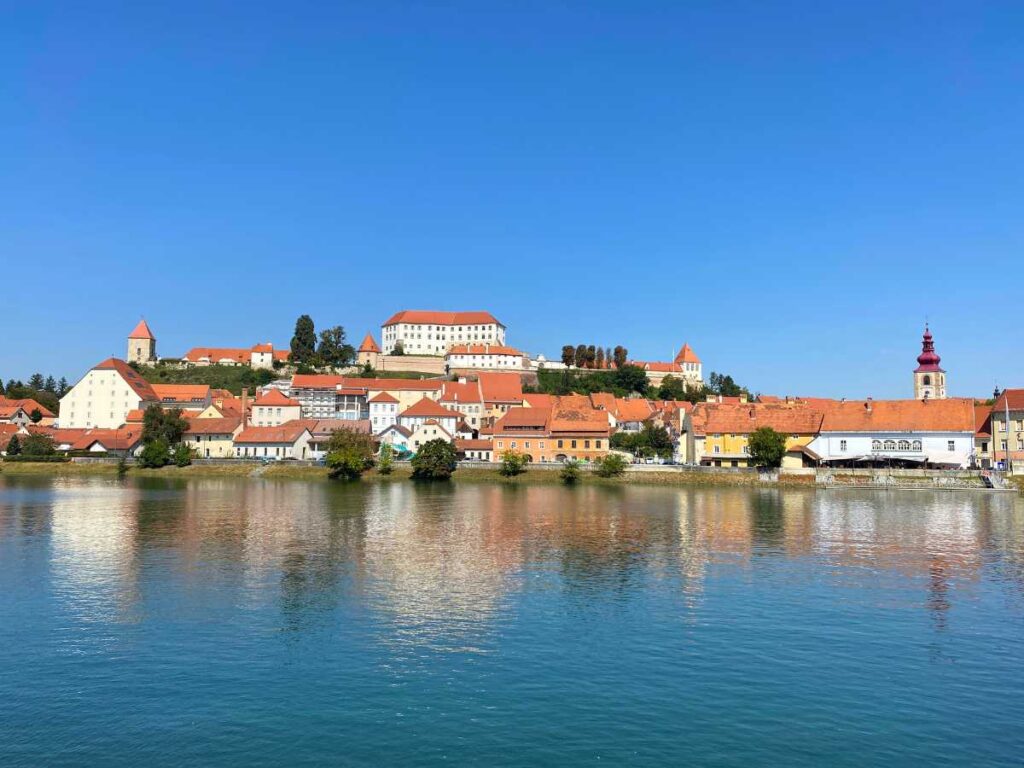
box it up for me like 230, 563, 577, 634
523, 393, 555, 409
0, 397, 55, 418
182, 347, 251, 364
441, 381, 483, 404
254, 389, 300, 407
993, 388, 1024, 411
129, 319, 155, 340
234, 419, 316, 444
693, 402, 824, 436
151, 384, 211, 403
975, 405, 993, 437
369, 392, 399, 404
615, 398, 655, 423
674, 343, 701, 364
184, 416, 242, 435
476, 372, 524, 404
250, 343, 274, 353
358, 333, 380, 353
94, 358, 159, 403
456, 439, 493, 451
383, 310, 502, 327
819, 399, 975, 433
399, 397, 461, 419
73, 427, 144, 451
495, 408, 550, 431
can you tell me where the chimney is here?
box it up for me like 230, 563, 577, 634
864, 400, 872, 412
739, 393, 748, 404
241, 388, 250, 424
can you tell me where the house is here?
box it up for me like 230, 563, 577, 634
491, 398, 610, 463
381, 310, 506, 356
250, 389, 302, 426
0, 404, 30, 427
378, 424, 413, 454
233, 420, 315, 460
975, 403, 994, 469
630, 343, 704, 389
477, 372, 525, 425
456, 438, 494, 462
445, 344, 527, 372
0, 397, 56, 426
368, 392, 400, 434
408, 420, 455, 450
357, 333, 381, 368
613, 398, 655, 432
183, 416, 243, 458
59, 358, 159, 429
307, 419, 373, 459
397, 397, 461, 436
686, 401, 825, 467
71, 427, 145, 457
151, 384, 212, 411
182, 344, 288, 369
990, 388, 1024, 472
440, 380, 485, 430
127, 319, 157, 365
287, 375, 444, 420
0, 423, 29, 453
807, 398, 975, 468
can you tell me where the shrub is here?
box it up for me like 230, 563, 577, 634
559, 459, 581, 485
138, 439, 171, 468
377, 443, 394, 475
595, 453, 628, 478
173, 443, 194, 467
21, 434, 55, 457
325, 429, 376, 480
498, 450, 529, 477
411, 439, 457, 480
5, 434, 21, 456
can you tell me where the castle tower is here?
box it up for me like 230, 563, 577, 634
357, 332, 380, 368
128, 319, 157, 365
913, 324, 946, 400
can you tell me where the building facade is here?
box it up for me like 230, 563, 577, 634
381, 310, 505, 355
913, 325, 947, 400
59, 358, 158, 429
127, 320, 157, 365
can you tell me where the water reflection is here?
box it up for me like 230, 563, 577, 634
1, 477, 1022, 647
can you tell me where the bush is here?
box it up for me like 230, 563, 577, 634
21, 434, 56, 457
559, 459, 581, 485
377, 443, 394, 475
3, 455, 69, 463
595, 453, 628, 478
498, 450, 529, 477
5, 434, 21, 456
138, 439, 171, 468
325, 429, 376, 480
411, 439, 457, 480
173, 443, 194, 467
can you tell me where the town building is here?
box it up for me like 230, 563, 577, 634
477, 372, 526, 425
686, 401, 825, 467
396, 397, 461, 436
0, 404, 31, 426
990, 388, 1024, 472
181, 344, 289, 369
913, 325, 947, 400
455, 439, 494, 462
808, 398, 975, 468
440, 380, 485, 430
234, 420, 315, 460
630, 344, 704, 389
368, 392, 400, 434
357, 333, 381, 368
445, 344, 527, 372
151, 384, 212, 411
975, 403, 994, 469
307, 419, 373, 459
381, 310, 505, 355
127, 319, 157, 365
59, 358, 158, 429
0, 398, 56, 426
250, 389, 302, 426
183, 416, 243, 458
286, 375, 444, 420
490, 398, 610, 463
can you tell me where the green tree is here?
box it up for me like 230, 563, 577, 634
392, 340, 405, 356
411, 438, 457, 480
595, 453, 628, 478
574, 344, 588, 369
613, 346, 628, 369
614, 365, 649, 395
142, 405, 188, 446
0, 379, 5, 395
5, 434, 21, 456
21, 434, 55, 456
173, 443, 194, 467
559, 458, 581, 484
290, 314, 317, 365
44, 376, 57, 393
595, 347, 605, 370
377, 443, 394, 475
708, 371, 747, 398
747, 427, 787, 468
498, 450, 529, 477
657, 375, 686, 401
57, 377, 69, 396
325, 428, 376, 480
561, 345, 575, 367
318, 326, 356, 368
29, 409, 42, 423
640, 422, 674, 459
28, 373, 45, 390
586, 345, 597, 369
138, 439, 171, 468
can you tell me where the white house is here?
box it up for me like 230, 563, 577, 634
368, 392, 400, 434
445, 344, 527, 371
397, 397, 461, 437
408, 421, 454, 451
58, 358, 159, 429
234, 420, 314, 460
381, 310, 505, 355
250, 389, 302, 426
808, 399, 975, 468
440, 380, 484, 430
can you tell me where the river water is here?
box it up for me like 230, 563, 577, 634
1, 475, 1022, 766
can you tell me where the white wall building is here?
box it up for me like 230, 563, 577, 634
397, 397, 461, 437
59, 358, 158, 429
445, 344, 527, 371
381, 310, 505, 355
369, 393, 400, 434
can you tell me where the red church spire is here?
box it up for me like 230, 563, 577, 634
914, 324, 943, 372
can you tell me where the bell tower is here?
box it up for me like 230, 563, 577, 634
128, 319, 157, 364
913, 324, 946, 400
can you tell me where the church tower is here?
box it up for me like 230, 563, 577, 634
913, 324, 946, 400
128, 319, 157, 364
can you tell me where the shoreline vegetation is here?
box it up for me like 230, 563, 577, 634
1, 459, 1020, 493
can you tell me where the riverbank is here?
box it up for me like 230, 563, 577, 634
2, 459, 1019, 492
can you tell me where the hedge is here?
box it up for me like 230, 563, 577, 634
3, 455, 71, 463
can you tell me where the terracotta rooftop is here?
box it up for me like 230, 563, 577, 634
359, 333, 381, 353
819, 398, 975, 433
0, 398, 55, 418
234, 419, 316, 444
184, 416, 242, 435
383, 310, 502, 327
369, 392, 399, 404
441, 381, 483, 404
254, 389, 300, 407
152, 384, 210, 403
93, 358, 159, 403
674, 343, 701, 365
128, 319, 155, 340
399, 397, 461, 419
692, 402, 825, 436
447, 344, 524, 357
993, 388, 1024, 411
477, 372, 524, 403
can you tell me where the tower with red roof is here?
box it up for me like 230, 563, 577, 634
913, 324, 946, 400
127, 319, 157, 365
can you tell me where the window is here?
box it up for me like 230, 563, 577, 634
840, 440, 848, 451
912, 440, 922, 451
898, 440, 910, 451
557, 440, 564, 449
714, 445, 720, 454
571, 440, 577, 449
584, 440, 590, 449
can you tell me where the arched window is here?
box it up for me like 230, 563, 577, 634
898, 440, 910, 451
872, 440, 882, 451
923, 375, 931, 386
884, 440, 897, 451
912, 440, 922, 451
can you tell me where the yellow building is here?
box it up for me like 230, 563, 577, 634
183, 416, 243, 458
688, 401, 824, 468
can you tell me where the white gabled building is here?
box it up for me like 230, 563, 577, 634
369, 392, 400, 435
381, 310, 505, 356
445, 344, 527, 371
397, 397, 461, 437
59, 358, 159, 429
809, 398, 976, 468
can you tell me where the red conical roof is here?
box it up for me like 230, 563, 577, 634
129, 319, 155, 340
914, 325, 943, 373
359, 333, 380, 353
674, 343, 701, 364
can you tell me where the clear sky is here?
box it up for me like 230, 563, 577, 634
3, 1, 1022, 398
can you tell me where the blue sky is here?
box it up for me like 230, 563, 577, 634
3, 1, 1022, 398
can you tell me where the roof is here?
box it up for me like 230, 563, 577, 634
446, 344, 524, 357
383, 310, 503, 327
74, 427, 144, 451
399, 397, 461, 419
93, 358, 159, 403
691, 402, 825, 436
253, 389, 300, 407
975, 405, 993, 437
523, 393, 556, 409
441, 381, 483, 404
549, 402, 611, 435
993, 388, 1024, 412
250, 343, 274, 353
151, 384, 210, 403
379, 424, 413, 438
183, 347, 250, 364
615, 398, 655, 423
0, 405, 27, 419
0, 397, 55, 418
476, 372, 524, 404
674, 343, 701, 365
289, 374, 443, 392
291, 374, 346, 389
0, 423, 27, 441
128, 319, 155, 340
234, 420, 316, 444
184, 416, 242, 435
358, 333, 381, 353
369, 392, 399, 404
456, 439, 493, 451
819, 398, 975, 433
495, 407, 550, 431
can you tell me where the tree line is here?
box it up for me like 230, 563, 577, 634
560, 344, 629, 370
1, 373, 69, 417
289, 314, 356, 370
